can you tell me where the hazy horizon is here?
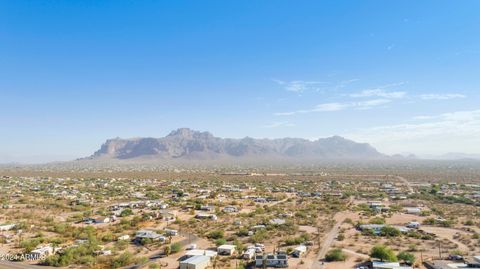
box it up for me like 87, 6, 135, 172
2, 128, 480, 164
2, 1, 480, 163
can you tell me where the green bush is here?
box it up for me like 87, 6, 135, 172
325, 248, 346, 262
397, 251, 415, 265
112, 252, 134, 268
170, 242, 182, 253
380, 226, 401, 237
369, 217, 386, 224
215, 238, 227, 246
20, 238, 44, 252
207, 230, 224, 239
370, 245, 397, 262
120, 208, 134, 217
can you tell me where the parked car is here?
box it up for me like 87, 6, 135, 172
448, 254, 463, 261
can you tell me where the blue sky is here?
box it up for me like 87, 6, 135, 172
1, 1, 480, 163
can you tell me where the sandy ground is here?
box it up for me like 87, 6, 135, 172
420, 226, 470, 252
386, 213, 425, 226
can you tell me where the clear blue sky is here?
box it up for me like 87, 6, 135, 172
1, 1, 480, 163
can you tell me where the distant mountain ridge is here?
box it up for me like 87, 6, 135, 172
84, 128, 385, 162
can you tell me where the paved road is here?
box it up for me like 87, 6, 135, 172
0, 261, 54, 269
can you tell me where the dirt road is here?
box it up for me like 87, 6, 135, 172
421, 226, 470, 253
396, 176, 414, 193
310, 212, 349, 269
125, 230, 205, 269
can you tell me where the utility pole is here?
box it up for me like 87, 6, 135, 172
317, 225, 321, 250
438, 241, 442, 259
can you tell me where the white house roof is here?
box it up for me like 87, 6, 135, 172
372, 261, 412, 269
135, 230, 163, 239
218, 245, 236, 251
185, 249, 218, 257
181, 255, 210, 265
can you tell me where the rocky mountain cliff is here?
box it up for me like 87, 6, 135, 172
85, 128, 384, 162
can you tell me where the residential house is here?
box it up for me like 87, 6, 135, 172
405, 207, 422, 215
370, 261, 413, 269
195, 213, 217, 221
0, 224, 15, 231
29, 245, 57, 259
184, 249, 218, 259
223, 206, 238, 213
217, 245, 236, 256
165, 228, 178, 236
358, 224, 386, 235
134, 230, 165, 243
180, 255, 211, 269
255, 253, 288, 268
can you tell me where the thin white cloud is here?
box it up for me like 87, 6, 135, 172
350, 82, 407, 99
262, 122, 296, 128
273, 79, 325, 93
356, 99, 392, 110
412, 115, 435, 120
314, 102, 351, 112
420, 93, 466, 100
346, 109, 480, 155
333, 79, 360, 90
275, 99, 391, 116
350, 89, 406, 99
273, 78, 361, 94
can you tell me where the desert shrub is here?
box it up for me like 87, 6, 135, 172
370, 245, 397, 262
120, 209, 133, 217
325, 248, 346, 262
215, 238, 227, 246
207, 230, 224, 239
171, 242, 182, 253
397, 251, 415, 265
369, 217, 386, 224
380, 226, 401, 237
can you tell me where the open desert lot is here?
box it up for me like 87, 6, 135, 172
1, 166, 480, 269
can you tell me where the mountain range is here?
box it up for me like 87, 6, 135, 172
84, 128, 385, 162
